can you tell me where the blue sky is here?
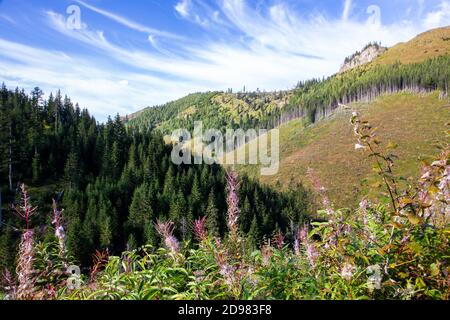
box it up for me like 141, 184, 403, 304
0, 0, 449, 121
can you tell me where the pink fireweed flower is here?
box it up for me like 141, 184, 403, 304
294, 225, 309, 255
359, 198, 370, 228
219, 264, 237, 288
52, 199, 66, 256
298, 225, 308, 243
273, 231, 285, 250
341, 262, 356, 282
261, 244, 273, 265
2, 268, 17, 299
11, 184, 38, 300
226, 171, 240, 237
193, 216, 208, 243
213, 242, 238, 289
155, 220, 180, 254
417, 150, 450, 224
16, 229, 35, 300
12, 184, 37, 230
293, 237, 300, 256
305, 243, 319, 268
295, 225, 319, 267
359, 198, 369, 214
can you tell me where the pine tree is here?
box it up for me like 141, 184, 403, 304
127, 234, 137, 251
240, 196, 252, 233
31, 153, 41, 183
205, 191, 220, 237
248, 214, 260, 249
127, 184, 153, 245
99, 214, 112, 249
190, 174, 202, 217
144, 221, 156, 246
170, 190, 190, 241
64, 151, 81, 187
162, 166, 176, 208
66, 215, 83, 262
81, 196, 98, 262
0, 91, 7, 181
110, 141, 121, 180
0, 223, 15, 271
169, 190, 187, 222
98, 196, 116, 249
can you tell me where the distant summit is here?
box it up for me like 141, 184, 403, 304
339, 43, 387, 73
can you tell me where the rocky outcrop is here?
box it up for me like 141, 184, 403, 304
339, 43, 387, 74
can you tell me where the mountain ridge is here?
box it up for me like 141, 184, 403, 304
124, 26, 450, 134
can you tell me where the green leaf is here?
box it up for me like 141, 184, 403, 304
407, 213, 422, 225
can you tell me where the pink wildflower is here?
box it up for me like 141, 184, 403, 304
305, 243, 319, 267
226, 171, 240, 237
51, 199, 66, 257
155, 220, 180, 254
273, 231, 285, 250
261, 244, 273, 265
193, 216, 208, 243
16, 230, 35, 299
2, 268, 17, 299
341, 262, 356, 281
12, 184, 37, 230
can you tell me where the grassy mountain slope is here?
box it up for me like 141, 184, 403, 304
232, 27, 450, 207
372, 26, 450, 66
235, 92, 449, 208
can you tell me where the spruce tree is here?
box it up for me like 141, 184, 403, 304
240, 196, 252, 233
248, 214, 260, 249
190, 174, 202, 217
127, 184, 153, 245
205, 191, 220, 237
64, 151, 81, 188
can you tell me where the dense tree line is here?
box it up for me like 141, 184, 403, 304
281, 55, 450, 125
0, 85, 310, 270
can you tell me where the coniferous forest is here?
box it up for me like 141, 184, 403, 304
0, 84, 309, 271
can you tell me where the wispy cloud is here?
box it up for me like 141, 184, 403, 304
76, 0, 182, 40
342, 0, 352, 21
175, 0, 191, 18
0, 0, 445, 120
41, 1, 427, 117
0, 37, 199, 120
175, 0, 211, 27
0, 14, 16, 25
423, 1, 450, 29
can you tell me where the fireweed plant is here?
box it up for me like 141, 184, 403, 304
1, 114, 449, 300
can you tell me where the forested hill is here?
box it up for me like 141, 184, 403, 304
124, 26, 450, 134
123, 90, 292, 134
0, 85, 310, 270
